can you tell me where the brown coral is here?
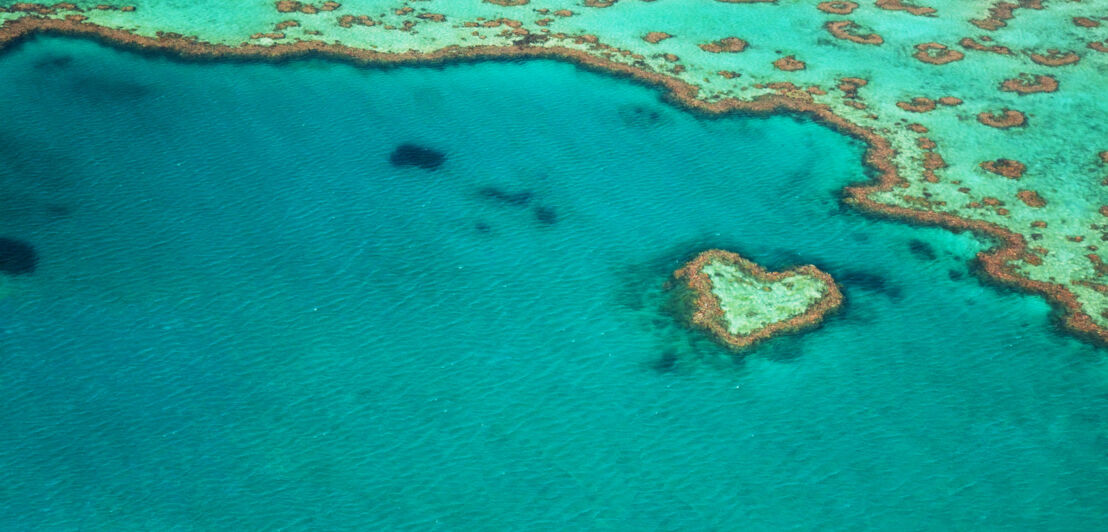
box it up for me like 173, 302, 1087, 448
980, 158, 1027, 178
897, 97, 937, 113
275, 1, 338, 14
1000, 74, 1058, 94
959, 37, 1011, 54
337, 14, 375, 28
875, 0, 937, 17
914, 42, 964, 65
817, 1, 857, 14
1029, 49, 1080, 67
923, 151, 947, 170
977, 109, 1026, 128
825, 20, 883, 45
1017, 190, 1046, 207
971, 1, 1017, 31
699, 37, 747, 53
772, 55, 805, 71
838, 77, 867, 98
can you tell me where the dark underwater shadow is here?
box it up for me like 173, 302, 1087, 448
0, 131, 77, 223
5, 37, 155, 103
616, 102, 673, 129
32, 53, 72, 70
389, 143, 446, 170
0, 237, 37, 275
69, 74, 153, 101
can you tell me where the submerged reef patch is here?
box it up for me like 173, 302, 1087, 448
617, 104, 665, 127
477, 186, 533, 207
976, 109, 1026, 128
699, 37, 747, 53
642, 32, 672, 44
1029, 49, 1080, 67
960, 37, 1012, 55
772, 55, 805, 71
999, 73, 1058, 94
533, 205, 557, 225
32, 54, 71, 69
824, 20, 883, 45
839, 270, 902, 299
817, 2, 857, 15
908, 239, 937, 261
0, 237, 36, 275
913, 43, 964, 65
875, 0, 936, 17
669, 249, 841, 351
389, 143, 445, 170
980, 158, 1027, 179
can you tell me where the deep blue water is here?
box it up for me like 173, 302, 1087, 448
1, 37, 1107, 530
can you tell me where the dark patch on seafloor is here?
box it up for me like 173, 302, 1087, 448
533, 205, 557, 225
389, 143, 445, 170
754, 333, 808, 363
70, 75, 153, 101
0, 237, 37, 275
477, 186, 533, 207
32, 55, 73, 70
908, 238, 937, 261
838, 270, 902, 299
0, 132, 68, 183
44, 204, 71, 217
651, 350, 679, 373
618, 104, 667, 127
474, 221, 492, 234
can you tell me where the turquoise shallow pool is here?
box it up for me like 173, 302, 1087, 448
1, 36, 1106, 530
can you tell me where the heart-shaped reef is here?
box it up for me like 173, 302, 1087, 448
669, 249, 842, 350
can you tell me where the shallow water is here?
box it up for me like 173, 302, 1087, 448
1, 37, 1106, 530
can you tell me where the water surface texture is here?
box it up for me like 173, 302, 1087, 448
1, 37, 1107, 530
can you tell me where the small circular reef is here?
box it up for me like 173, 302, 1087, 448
669, 249, 841, 350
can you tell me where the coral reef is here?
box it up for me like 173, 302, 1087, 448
670, 249, 841, 350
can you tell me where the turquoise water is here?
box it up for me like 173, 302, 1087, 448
1, 36, 1107, 530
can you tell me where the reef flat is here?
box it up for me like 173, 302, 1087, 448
671, 250, 841, 350
1, 0, 1107, 344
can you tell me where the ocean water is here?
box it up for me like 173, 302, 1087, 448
1, 36, 1106, 530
